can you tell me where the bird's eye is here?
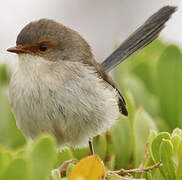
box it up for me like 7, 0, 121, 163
39, 45, 47, 51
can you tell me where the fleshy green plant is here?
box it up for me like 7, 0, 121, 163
0, 39, 182, 179
115, 40, 182, 131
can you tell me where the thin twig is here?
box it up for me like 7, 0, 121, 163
107, 161, 162, 176
139, 143, 149, 169
106, 172, 133, 180
107, 171, 146, 180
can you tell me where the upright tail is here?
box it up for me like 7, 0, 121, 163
101, 6, 177, 72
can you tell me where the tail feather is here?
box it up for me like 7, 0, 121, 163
101, 6, 177, 72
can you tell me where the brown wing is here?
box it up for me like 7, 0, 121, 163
83, 59, 128, 116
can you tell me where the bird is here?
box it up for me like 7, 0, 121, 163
7, 6, 176, 153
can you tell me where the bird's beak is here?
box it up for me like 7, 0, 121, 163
7, 45, 28, 54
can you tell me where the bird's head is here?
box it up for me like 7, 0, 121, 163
7, 19, 92, 62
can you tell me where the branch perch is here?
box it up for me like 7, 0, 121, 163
106, 161, 162, 178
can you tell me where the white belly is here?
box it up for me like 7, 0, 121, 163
9, 55, 119, 147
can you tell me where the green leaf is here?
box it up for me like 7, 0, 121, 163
176, 139, 182, 180
0, 158, 27, 180
0, 149, 13, 178
110, 115, 132, 169
152, 169, 166, 180
29, 135, 57, 180
125, 91, 136, 123
122, 75, 158, 117
172, 128, 182, 138
131, 40, 166, 94
0, 151, 3, 178
105, 131, 115, 160
159, 139, 176, 180
0, 93, 25, 149
71, 147, 90, 160
147, 130, 157, 143
105, 154, 116, 171
93, 134, 107, 160
141, 157, 156, 179
51, 169, 61, 180
0, 64, 10, 87
115, 40, 166, 97
156, 45, 182, 130
142, 130, 158, 177
66, 163, 75, 177
150, 132, 170, 162
109, 91, 136, 169
171, 135, 181, 156
134, 108, 157, 166
55, 149, 73, 168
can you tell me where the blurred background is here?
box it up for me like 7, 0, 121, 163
0, 0, 181, 63
0, 1, 182, 178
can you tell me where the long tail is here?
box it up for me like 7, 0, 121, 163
101, 6, 177, 72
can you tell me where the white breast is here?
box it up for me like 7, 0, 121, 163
9, 54, 119, 147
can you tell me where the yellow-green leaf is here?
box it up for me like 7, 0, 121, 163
29, 135, 57, 180
150, 132, 170, 162
176, 140, 182, 180
69, 155, 105, 180
159, 139, 175, 180
1, 158, 27, 180
93, 134, 107, 160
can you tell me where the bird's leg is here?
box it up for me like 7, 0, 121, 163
89, 137, 94, 155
